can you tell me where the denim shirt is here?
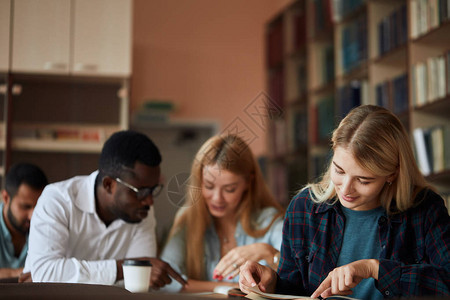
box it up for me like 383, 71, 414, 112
276, 188, 450, 298
160, 206, 284, 292
0, 202, 29, 268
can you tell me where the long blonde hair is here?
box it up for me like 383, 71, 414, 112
307, 105, 431, 214
169, 134, 284, 279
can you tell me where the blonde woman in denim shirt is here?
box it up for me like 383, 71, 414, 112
161, 134, 284, 292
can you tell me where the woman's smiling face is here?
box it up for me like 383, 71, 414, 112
331, 146, 391, 211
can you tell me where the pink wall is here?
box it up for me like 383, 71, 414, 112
132, 0, 293, 156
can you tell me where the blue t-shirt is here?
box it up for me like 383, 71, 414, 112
337, 205, 385, 300
0, 202, 29, 268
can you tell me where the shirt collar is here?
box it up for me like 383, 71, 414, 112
72, 170, 99, 214
313, 197, 402, 223
0, 202, 12, 241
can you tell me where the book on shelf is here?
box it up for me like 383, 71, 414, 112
337, 80, 369, 119
375, 81, 390, 110
331, 0, 366, 22
312, 151, 332, 180
413, 127, 432, 176
316, 96, 335, 143
412, 54, 448, 107
133, 100, 176, 123
13, 126, 105, 143
430, 126, 444, 173
297, 63, 307, 97
413, 126, 450, 176
310, 105, 319, 145
290, 109, 308, 152
271, 119, 287, 157
322, 45, 335, 85
412, 62, 427, 107
411, 0, 450, 39
287, 156, 308, 197
378, 4, 407, 57
340, 13, 368, 73
375, 74, 408, 115
292, 6, 306, 52
267, 18, 284, 68
311, 0, 333, 35
447, 50, 450, 96
392, 73, 409, 115
269, 68, 285, 109
271, 163, 288, 205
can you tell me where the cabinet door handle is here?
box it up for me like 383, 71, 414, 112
44, 62, 68, 71
0, 84, 6, 95
12, 84, 22, 96
74, 63, 98, 72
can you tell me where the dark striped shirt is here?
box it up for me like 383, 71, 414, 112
275, 188, 450, 298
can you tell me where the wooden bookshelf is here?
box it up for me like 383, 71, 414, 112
265, 0, 450, 207
4, 74, 129, 183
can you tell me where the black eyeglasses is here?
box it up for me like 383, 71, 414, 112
115, 178, 163, 199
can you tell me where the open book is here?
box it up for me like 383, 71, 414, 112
245, 286, 359, 300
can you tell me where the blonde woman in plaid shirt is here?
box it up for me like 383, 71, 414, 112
239, 105, 450, 299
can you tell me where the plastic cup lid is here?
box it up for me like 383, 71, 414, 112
123, 259, 152, 266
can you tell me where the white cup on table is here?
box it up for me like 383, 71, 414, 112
122, 259, 152, 293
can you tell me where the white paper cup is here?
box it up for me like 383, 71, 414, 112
122, 259, 152, 293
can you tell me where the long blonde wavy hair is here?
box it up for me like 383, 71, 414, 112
307, 105, 431, 214
168, 134, 284, 280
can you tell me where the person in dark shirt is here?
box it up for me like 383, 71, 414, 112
239, 105, 450, 299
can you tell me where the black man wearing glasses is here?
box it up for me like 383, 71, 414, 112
22, 130, 186, 290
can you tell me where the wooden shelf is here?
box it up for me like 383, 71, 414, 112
426, 169, 450, 186
412, 20, 450, 46
339, 3, 367, 24
339, 62, 369, 82
372, 45, 407, 67
414, 96, 450, 117
310, 81, 335, 96
12, 138, 104, 153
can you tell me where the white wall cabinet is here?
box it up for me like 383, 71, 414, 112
72, 0, 132, 76
11, 0, 132, 77
0, 0, 11, 72
11, 0, 71, 74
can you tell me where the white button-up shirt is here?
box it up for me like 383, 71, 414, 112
24, 171, 157, 284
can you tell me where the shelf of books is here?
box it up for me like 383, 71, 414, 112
265, 0, 450, 208
409, 0, 450, 200
266, 0, 308, 205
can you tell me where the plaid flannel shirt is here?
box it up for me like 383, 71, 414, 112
275, 188, 450, 298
